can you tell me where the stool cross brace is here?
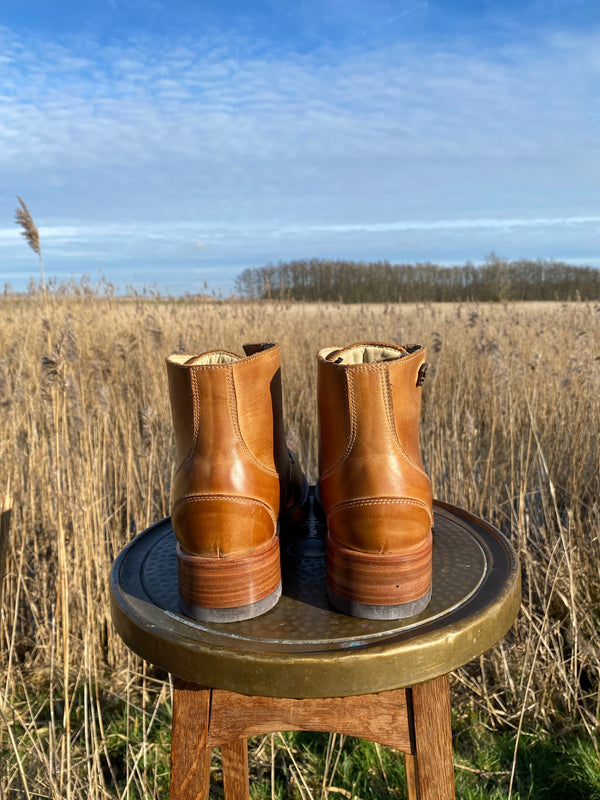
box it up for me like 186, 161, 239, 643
169, 674, 455, 800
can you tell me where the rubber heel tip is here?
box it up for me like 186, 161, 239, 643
327, 585, 432, 620
179, 582, 282, 622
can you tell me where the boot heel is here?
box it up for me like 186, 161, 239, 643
326, 531, 433, 620
177, 537, 281, 622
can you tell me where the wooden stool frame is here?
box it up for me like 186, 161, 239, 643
170, 675, 454, 800
110, 498, 520, 800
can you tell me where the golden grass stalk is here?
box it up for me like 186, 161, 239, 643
0, 485, 11, 589
0, 294, 598, 797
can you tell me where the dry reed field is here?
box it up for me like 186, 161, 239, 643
0, 294, 599, 799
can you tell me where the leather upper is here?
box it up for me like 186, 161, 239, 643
317, 342, 433, 555
166, 343, 304, 557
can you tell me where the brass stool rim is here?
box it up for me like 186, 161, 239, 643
110, 498, 520, 698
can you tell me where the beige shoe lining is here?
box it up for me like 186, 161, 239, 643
319, 347, 342, 361
322, 344, 407, 365
168, 351, 241, 366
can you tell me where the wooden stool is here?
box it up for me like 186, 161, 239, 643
110, 494, 520, 800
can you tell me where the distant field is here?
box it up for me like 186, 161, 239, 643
0, 296, 599, 799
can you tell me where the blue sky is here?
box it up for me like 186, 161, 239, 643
1, 0, 600, 295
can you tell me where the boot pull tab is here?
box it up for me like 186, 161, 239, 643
416, 362, 429, 387
243, 343, 276, 356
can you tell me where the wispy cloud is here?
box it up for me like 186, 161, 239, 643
2, 213, 600, 251
2, 23, 599, 186
1, 11, 600, 289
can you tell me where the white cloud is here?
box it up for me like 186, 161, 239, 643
1, 16, 600, 290
2, 24, 598, 179
3, 213, 600, 252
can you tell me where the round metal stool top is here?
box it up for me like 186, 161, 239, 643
110, 494, 520, 698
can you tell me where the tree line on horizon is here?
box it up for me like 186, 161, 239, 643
234, 256, 600, 302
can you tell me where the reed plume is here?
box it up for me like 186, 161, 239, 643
14, 196, 46, 300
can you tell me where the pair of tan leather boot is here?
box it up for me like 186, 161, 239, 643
166, 341, 432, 623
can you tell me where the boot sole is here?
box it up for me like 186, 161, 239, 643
326, 530, 433, 620
177, 536, 281, 622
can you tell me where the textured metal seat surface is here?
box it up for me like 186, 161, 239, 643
110, 493, 520, 697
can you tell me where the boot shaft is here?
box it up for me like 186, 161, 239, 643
166, 342, 307, 559
166, 343, 286, 480
317, 342, 431, 508
166, 344, 285, 560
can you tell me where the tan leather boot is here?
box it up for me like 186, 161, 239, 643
317, 342, 433, 619
166, 343, 308, 622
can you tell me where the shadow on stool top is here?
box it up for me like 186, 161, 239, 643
110, 494, 520, 698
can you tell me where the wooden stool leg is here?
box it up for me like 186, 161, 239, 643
409, 675, 455, 800
221, 739, 250, 800
170, 679, 212, 800
168, 679, 454, 799
404, 753, 418, 800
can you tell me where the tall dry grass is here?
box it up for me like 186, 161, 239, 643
0, 295, 598, 798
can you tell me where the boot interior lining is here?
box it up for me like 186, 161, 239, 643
324, 344, 408, 365
168, 351, 241, 366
